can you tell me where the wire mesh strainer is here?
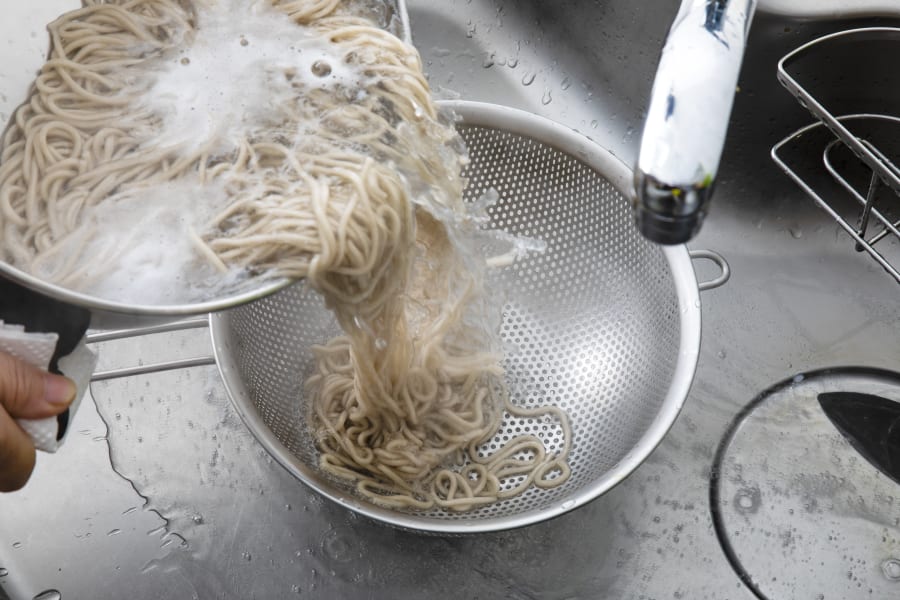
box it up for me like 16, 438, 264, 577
205, 101, 728, 533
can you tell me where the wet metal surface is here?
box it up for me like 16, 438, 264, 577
2, 1, 900, 598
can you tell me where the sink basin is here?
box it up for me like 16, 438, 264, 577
2, 2, 900, 599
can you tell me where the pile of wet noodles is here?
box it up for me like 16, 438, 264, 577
0, 0, 571, 510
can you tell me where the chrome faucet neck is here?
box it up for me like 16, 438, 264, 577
634, 0, 758, 244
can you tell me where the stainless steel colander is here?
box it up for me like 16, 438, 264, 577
203, 101, 728, 533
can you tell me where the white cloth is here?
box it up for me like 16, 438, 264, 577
0, 321, 96, 452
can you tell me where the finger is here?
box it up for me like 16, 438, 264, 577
0, 406, 36, 492
0, 352, 76, 420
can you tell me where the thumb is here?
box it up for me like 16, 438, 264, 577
0, 351, 76, 419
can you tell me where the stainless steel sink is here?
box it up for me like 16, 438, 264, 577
2, 2, 900, 599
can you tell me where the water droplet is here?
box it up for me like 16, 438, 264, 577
311, 60, 332, 78
792, 374, 805, 383
717, 350, 727, 359
561, 499, 576, 510
733, 487, 760, 514
291, 585, 301, 594
590, 120, 599, 129
521, 72, 535, 86
466, 21, 477, 38
322, 529, 355, 563
482, 53, 495, 68
882, 558, 900, 581
33, 591, 61, 600
191, 513, 204, 524
0, 568, 7, 577
541, 89, 552, 105
12, 542, 22, 549
242, 551, 252, 562
560, 76, 571, 90
107, 529, 121, 537
789, 225, 803, 239
507, 57, 518, 68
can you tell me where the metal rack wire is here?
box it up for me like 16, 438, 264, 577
771, 27, 900, 282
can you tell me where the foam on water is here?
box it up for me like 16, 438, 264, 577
138, 0, 366, 155
35, 176, 242, 305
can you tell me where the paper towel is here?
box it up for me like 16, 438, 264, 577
0, 322, 97, 452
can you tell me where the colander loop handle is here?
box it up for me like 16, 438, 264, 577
85, 317, 215, 381
689, 249, 730, 291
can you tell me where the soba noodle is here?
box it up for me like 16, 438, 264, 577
0, 0, 571, 510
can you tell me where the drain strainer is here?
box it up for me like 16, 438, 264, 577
711, 368, 900, 599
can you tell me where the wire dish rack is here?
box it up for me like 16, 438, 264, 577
771, 27, 900, 281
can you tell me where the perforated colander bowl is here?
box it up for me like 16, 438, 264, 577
210, 101, 722, 533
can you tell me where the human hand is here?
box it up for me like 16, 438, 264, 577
0, 351, 76, 491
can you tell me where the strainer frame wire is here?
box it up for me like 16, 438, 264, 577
210, 101, 703, 533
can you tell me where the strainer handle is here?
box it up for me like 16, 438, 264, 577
85, 318, 215, 381
689, 249, 730, 291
